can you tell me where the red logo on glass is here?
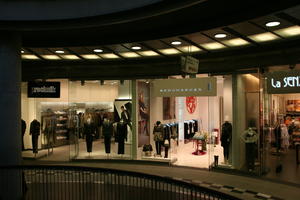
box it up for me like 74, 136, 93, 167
186, 96, 197, 114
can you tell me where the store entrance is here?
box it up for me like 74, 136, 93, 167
264, 93, 300, 183
137, 76, 233, 169
263, 66, 300, 184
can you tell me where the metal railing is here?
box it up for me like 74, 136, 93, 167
0, 165, 241, 200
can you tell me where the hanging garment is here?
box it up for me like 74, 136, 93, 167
281, 125, 289, 149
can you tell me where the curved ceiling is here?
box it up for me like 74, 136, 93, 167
0, 0, 162, 21
2, 0, 297, 47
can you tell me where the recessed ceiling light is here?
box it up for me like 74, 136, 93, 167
222, 38, 250, 47
42, 55, 61, 60
201, 42, 226, 50
171, 41, 182, 45
100, 53, 120, 59
274, 25, 300, 37
93, 49, 103, 53
120, 52, 140, 58
81, 54, 101, 59
214, 33, 227, 39
55, 50, 64, 54
248, 32, 279, 42
139, 51, 159, 56
21, 54, 39, 60
60, 55, 80, 60
131, 46, 141, 50
159, 48, 180, 55
21, 50, 24, 53
265, 21, 280, 27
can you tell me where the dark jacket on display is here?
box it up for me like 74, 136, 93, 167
102, 120, 113, 137
22, 119, 26, 136
116, 122, 127, 142
221, 122, 232, 147
30, 120, 40, 136
84, 122, 96, 137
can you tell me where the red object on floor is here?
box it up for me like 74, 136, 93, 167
192, 150, 206, 155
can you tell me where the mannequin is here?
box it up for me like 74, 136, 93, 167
242, 127, 258, 171
116, 120, 127, 154
221, 116, 232, 163
83, 114, 96, 153
21, 119, 26, 150
153, 121, 164, 156
163, 124, 171, 158
102, 114, 113, 154
30, 119, 40, 154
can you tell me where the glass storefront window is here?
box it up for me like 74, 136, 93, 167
69, 80, 132, 160
21, 79, 133, 161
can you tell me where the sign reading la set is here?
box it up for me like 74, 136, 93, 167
266, 70, 300, 94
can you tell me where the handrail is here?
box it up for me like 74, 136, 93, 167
0, 165, 241, 200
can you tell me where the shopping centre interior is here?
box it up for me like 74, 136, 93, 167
1, 1, 300, 199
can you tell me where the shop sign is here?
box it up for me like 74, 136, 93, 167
186, 96, 197, 114
153, 77, 217, 97
181, 56, 199, 74
266, 70, 300, 94
28, 81, 60, 98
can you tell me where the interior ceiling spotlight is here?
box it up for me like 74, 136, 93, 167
214, 33, 227, 38
55, 50, 64, 54
265, 21, 280, 27
93, 49, 103, 53
131, 46, 141, 50
171, 41, 182, 45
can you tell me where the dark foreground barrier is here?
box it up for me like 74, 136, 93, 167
0, 165, 241, 200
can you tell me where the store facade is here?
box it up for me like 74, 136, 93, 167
21, 71, 267, 175
261, 64, 300, 182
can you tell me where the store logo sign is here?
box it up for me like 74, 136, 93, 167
28, 81, 60, 98
266, 70, 300, 94
186, 96, 197, 114
153, 77, 217, 97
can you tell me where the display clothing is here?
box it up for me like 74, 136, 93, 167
30, 119, 40, 153
281, 124, 289, 150
153, 124, 164, 142
163, 125, 171, 158
153, 124, 164, 155
242, 128, 258, 171
221, 121, 232, 160
83, 121, 96, 153
116, 122, 127, 154
103, 119, 113, 153
274, 124, 281, 150
21, 119, 26, 150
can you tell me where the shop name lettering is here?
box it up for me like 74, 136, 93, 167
160, 88, 203, 93
271, 76, 300, 88
31, 86, 56, 93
